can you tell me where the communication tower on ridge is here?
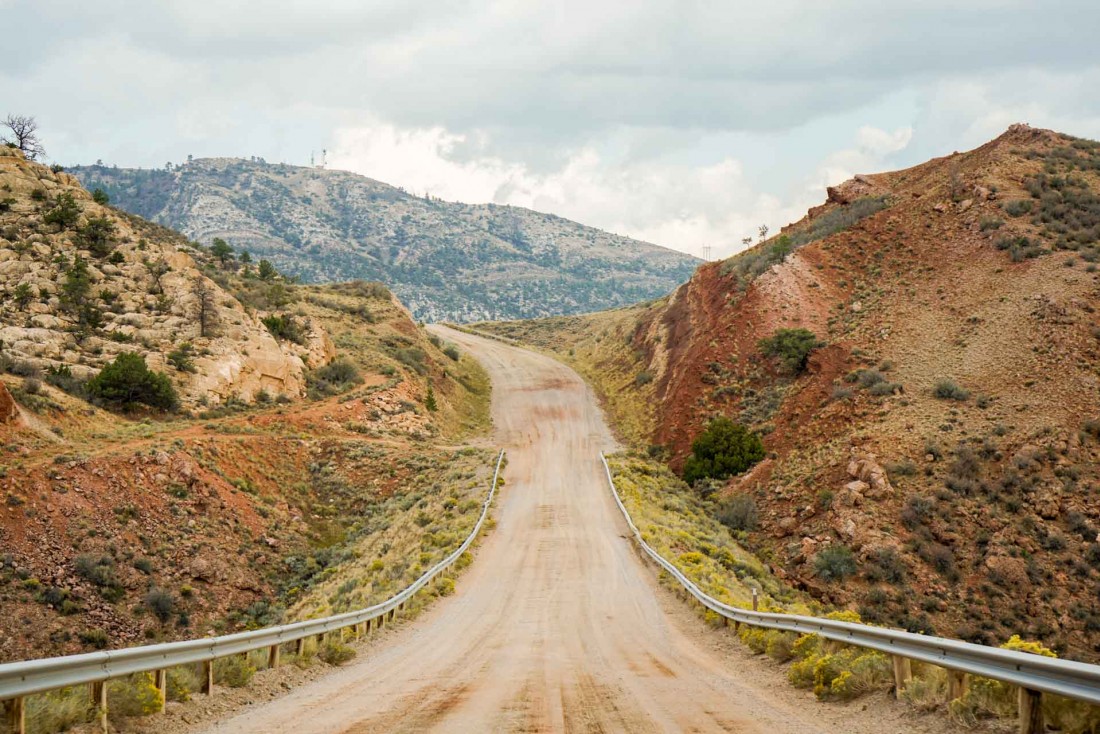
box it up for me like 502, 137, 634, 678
702, 244, 712, 261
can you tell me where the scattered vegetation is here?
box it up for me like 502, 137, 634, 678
721, 196, 890, 289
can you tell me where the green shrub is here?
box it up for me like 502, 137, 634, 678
1003, 199, 1034, 216
813, 545, 857, 581
76, 216, 116, 257
261, 313, 306, 344
758, 328, 822, 374
107, 673, 161, 720
307, 358, 363, 398
682, 418, 765, 484
92, 187, 110, 205
716, 493, 758, 531
78, 628, 110, 649
166, 665, 201, 703
933, 378, 969, 401
43, 192, 81, 229
214, 654, 255, 688
167, 343, 197, 372
74, 554, 122, 600
12, 282, 34, 308
319, 640, 356, 666
442, 345, 460, 361
143, 587, 176, 623
862, 547, 907, 584
25, 687, 92, 733
87, 353, 179, 411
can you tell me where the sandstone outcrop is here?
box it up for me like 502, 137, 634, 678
0, 147, 327, 406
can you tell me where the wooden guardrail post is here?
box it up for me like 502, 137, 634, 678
91, 681, 107, 731
202, 660, 214, 694
4, 697, 25, 734
891, 656, 912, 698
154, 669, 167, 711
268, 643, 281, 669
751, 589, 758, 611
1018, 687, 1044, 734
948, 670, 968, 701
294, 637, 305, 656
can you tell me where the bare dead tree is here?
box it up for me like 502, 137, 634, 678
2, 114, 45, 160
192, 278, 218, 338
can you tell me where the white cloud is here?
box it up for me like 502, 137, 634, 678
6, 1, 1100, 266
331, 121, 910, 259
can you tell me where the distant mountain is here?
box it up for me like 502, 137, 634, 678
70, 159, 699, 322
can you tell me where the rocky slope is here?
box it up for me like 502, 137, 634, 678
69, 158, 700, 322
0, 147, 320, 407
0, 149, 494, 661
481, 125, 1100, 660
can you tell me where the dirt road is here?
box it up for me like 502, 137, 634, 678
196, 328, 924, 733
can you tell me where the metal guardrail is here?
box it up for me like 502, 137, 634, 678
0, 450, 505, 708
599, 452, 1100, 711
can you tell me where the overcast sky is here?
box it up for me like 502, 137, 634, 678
4, 0, 1100, 259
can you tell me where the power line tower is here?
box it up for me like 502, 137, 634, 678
701, 244, 712, 261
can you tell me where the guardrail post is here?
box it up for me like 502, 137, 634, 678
751, 589, 758, 611
91, 681, 107, 731
4, 697, 25, 734
294, 637, 305, 656
268, 643, 281, 669
947, 670, 968, 701
154, 669, 167, 712
891, 656, 912, 698
1018, 687, 1044, 734
202, 660, 214, 695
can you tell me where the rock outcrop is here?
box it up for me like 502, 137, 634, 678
0, 147, 324, 406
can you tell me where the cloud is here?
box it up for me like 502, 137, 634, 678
331, 121, 914, 258
4, 0, 1100, 259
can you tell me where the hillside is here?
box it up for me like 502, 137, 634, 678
0, 147, 494, 663
69, 158, 700, 322
480, 124, 1100, 661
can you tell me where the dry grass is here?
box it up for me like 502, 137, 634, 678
605, 452, 799, 610
288, 448, 496, 621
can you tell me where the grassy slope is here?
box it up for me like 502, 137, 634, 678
0, 243, 493, 663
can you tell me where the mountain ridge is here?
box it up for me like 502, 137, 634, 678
70, 157, 700, 322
